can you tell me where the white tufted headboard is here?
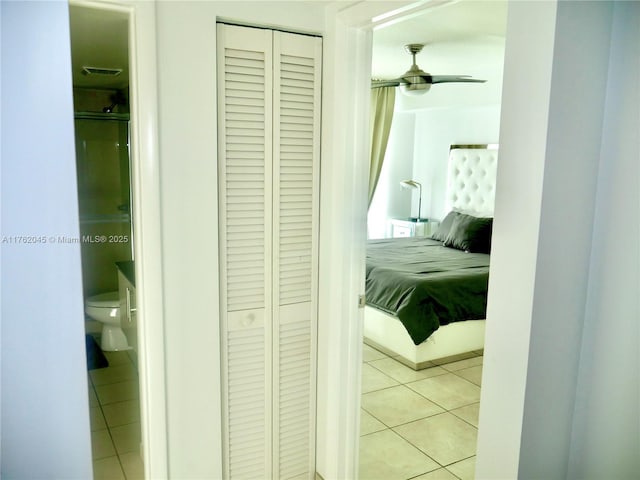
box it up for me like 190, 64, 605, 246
445, 144, 499, 217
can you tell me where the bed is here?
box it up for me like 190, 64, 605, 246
364, 145, 498, 369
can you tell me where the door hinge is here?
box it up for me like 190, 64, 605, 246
358, 294, 366, 309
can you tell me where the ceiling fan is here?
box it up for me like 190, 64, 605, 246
371, 44, 486, 95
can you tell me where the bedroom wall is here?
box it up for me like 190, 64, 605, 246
154, 2, 326, 477
367, 111, 415, 238
411, 105, 501, 220
368, 104, 501, 237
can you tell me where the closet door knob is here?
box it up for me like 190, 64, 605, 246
242, 313, 255, 327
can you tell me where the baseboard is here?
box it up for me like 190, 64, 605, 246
364, 337, 481, 370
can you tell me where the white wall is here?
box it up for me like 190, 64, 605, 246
0, 1, 92, 477
154, 2, 326, 477
412, 105, 501, 220
567, 2, 639, 477
367, 111, 415, 238
476, 1, 639, 478
155, 4, 221, 478
368, 104, 501, 237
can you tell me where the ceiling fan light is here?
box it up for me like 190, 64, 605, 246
400, 82, 431, 96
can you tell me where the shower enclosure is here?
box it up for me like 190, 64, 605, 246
74, 112, 133, 298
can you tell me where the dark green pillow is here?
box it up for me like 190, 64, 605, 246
430, 211, 460, 242
443, 213, 493, 253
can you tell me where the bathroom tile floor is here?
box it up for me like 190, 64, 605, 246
88, 345, 144, 480
359, 343, 483, 480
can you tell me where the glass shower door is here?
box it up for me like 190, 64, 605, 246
74, 113, 133, 297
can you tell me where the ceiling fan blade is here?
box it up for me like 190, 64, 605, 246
371, 79, 402, 88
430, 75, 486, 84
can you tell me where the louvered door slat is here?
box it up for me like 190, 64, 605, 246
220, 24, 319, 480
218, 23, 272, 480
276, 316, 314, 480
226, 325, 268, 479
273, 31, 320, 480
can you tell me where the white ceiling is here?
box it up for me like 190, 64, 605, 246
372, 1, 507, 78
67, 0, 507, 99
372, 0, 508, 109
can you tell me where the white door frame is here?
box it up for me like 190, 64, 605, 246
69, 1, 168, 477
317, 2, 453, 478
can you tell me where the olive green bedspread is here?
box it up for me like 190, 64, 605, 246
366, 237, 490, 345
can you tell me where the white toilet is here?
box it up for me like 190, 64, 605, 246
85, 292, 129, 351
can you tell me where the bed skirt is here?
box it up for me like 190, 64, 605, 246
364, 306, 485, 370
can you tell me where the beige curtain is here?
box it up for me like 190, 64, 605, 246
368, 87, 396, 207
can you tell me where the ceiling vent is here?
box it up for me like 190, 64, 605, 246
82, 66, 123, 77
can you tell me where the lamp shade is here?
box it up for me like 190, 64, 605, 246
399, 180, 423, 220
399, 180, 421, 190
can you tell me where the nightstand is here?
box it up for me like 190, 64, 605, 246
389, 218, 440, 238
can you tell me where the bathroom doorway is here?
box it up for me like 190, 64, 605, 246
73, 109, 141, 476
68, 2, 163, 477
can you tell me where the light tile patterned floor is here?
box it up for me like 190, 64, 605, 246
359, 343, 483, 480
88, 349, 144, 480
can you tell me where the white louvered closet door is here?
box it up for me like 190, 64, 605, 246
272, 31, 321, 480
217, 24, 321, 480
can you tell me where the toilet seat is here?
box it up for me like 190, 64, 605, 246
86, 291, 120, 308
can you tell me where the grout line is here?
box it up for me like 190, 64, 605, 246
366, 361, 450, 383
360, 343, 482, 479
385, 427, 445, 471
89, 349, 140, 479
